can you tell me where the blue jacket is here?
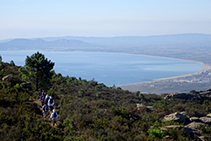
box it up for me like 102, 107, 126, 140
45, 95, 50, 103
51, 112, 58, 120
40, 94, 45, 101
42, 105, 49, 112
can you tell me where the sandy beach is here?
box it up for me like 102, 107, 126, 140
118, 59, 211, 89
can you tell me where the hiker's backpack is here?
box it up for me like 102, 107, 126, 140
45, 96, 49, 102
50, 99, 53, 104
53, 112, 57, 118
44, 105, 48, 112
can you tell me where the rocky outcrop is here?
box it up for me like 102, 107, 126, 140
136, 103, 153, 111
160, 125, 183, 131
207, 113, 211, 117
160, 125, 203, 135
199, 88, 211, 96
20, 81, 32, 89
199, 117, 211, 124
2, 75, 31, 89
164, 93, 201, 100
189, 117, 201, 122
160, 112, 211, 139
162, 112, 188, 123
198, 136, 211, 141
163, 88, 211, 101
185, 122, 208, 129
2, 75, 11, 81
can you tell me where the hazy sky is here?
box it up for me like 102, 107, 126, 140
1, 0, 211, 39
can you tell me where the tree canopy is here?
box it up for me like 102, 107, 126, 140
19, 51, 55, 90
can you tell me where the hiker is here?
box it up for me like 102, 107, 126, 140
48, 96, 54, 112
50, 109, 58, 127
42, 103, 49, 119
42, 90, 46, 97
45, 94, 50, 104
40, 92, 45, 106
39, 89, 42, 96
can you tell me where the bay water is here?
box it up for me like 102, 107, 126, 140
0, 51, 203, 86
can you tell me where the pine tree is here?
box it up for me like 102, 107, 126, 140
19, 52, 55, 90
0, 55, 2, 62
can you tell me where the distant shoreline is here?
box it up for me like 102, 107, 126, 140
1, 50, 210, 88
117, 55, 211, 88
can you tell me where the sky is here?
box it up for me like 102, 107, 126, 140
0, 0, 211, 39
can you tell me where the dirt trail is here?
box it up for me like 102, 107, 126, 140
33, 99, 54, 126
34, 99, 42, 108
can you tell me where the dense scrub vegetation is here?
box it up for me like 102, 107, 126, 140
1, 59, 211, 140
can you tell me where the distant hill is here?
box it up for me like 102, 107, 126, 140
1, 34, 211, 51
1, 33, 211, 65
0, 38, 99, 51
42, 33, 211, 48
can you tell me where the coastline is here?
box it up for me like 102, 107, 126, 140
151, 61, 211, 82
118, 59, 211, 88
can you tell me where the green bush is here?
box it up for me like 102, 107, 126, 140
165, 128, 186, 140
153, 99, 167, 111
96, 92, 101, 97
0, 111, 15, 125
147, 128, 163, 139
78, 89, 84, 96
59, 88, 64, 92
40, 131, 62, 141
135, 91, 140, 96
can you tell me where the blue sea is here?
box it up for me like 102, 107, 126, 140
0, 51, 203, 86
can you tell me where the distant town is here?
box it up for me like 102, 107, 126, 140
157, 68, 211, 84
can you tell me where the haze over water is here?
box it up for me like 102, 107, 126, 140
1, 51, 203, 86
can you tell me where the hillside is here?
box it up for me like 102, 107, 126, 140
1, 61, 211, 140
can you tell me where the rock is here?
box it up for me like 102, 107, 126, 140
185, 127, 203, 135
198, 136, 211, 141
162, 112, 188, 123
163, 135, 171, 139
189, 117, 201, 122
199, 89, 211, 96
205, 88, 211, 92
137, 103, 145, 108
164, 93, 201, 100
137, 103, 153, 112
200, 117, 211, 124
20, 81, 32, 89
2, 75, 11, 81
160, 125, 203, 135
146, 106, 154, 111
185, 122, 208, 129
160, 125, 183, 131
206, 113, 211, 117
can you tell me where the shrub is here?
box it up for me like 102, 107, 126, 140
14, 83, 23, 90
96, 92, 101, 97
57, 121, 62, 128
147, 129, 163, 139
153, 99, 167, 111
40, 132, 62, 141
59, 88, 64, 91
165, 128, 186, 140
78, 89, 84, 96
10, 60, 15, 66
135, 91, 140, 96
0, 111, 15, 125
64, 126, 74, 135
18, 92, 30, 103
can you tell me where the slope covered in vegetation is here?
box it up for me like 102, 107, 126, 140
1, 60, 211, 140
